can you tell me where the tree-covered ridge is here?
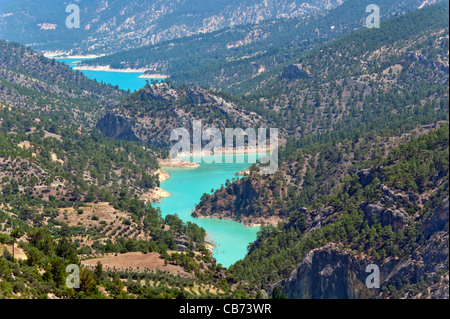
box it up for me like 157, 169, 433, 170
98, 82, 268, 149
289, 1, 449, 84
230, 124, 448, 298
0, 41, 125, 96
0, 40, 127, 126
0, 107, 160, 202
233, 1, 449, 141
193, 123, 447, 226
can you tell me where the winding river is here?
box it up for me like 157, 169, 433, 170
57, 57, 260, 267
154, 155, 261, 267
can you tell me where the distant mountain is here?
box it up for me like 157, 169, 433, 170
0, 0, 345, 55
80, 0, 442, 94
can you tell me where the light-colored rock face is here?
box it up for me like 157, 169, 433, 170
0, 0, 345, 54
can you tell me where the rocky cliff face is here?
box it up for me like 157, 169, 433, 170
273, 244, 376, 299
271, 187, 449, 299
96, 113, 139, 142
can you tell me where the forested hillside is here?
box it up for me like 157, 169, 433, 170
231, 124, 449, 299
0, 40, 126, 126
237, 1, 449, 139
193, 123, 447, 226
96, 82, 271, 149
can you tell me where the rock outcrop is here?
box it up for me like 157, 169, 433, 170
282, 64, 312, 80
422, 197, 449, 238
272, 191, 449, 299
361, 203, 409, 232
96, 113, 139, 142
273, 244, 376, 299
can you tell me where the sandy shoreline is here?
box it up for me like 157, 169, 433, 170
42, 52, 169, 77
139, 73, 169, 79
194, 214, 277, 228
156, 168, 170, 182
139, 168, 171, 203
151, 147, 272, 204
158, 157, 200, 168
236, 168, 251, 176
145, 160, 199, 202
74, 65, 168, 77
74, 65, 149, 73
139, 187, 171, 203
43, 52, 103, 59
176, 146, 272, 157
46, 53, 169, 77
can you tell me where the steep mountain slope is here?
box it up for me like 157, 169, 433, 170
0, 0, 344, 55
232, 125, 449, 299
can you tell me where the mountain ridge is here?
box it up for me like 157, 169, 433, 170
0, 0, 344, 55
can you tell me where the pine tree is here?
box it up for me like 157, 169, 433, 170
10, 228, 24, 261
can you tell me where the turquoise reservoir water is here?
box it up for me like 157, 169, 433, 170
56, 57, 261, 267
56, 58, 160, 92
154, 154, 261, 268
